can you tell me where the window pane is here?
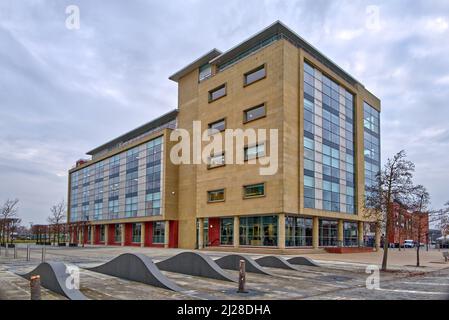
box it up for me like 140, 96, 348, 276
244, 183, 265, 197
244, 104, 266, 122
244, 65, 266, 85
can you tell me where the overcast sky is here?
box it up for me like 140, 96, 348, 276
0, 0, 448, 225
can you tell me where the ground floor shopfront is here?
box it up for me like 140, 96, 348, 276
67, 214, 378, 250
67, 220, 178, 248
197, 214, 379, 249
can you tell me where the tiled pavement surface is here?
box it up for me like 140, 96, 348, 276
0, 245, 448, 300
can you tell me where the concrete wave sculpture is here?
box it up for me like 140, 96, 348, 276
215, 254, 274, 276
86, 253, 183, 292
287, 256, 320, 267
21, 261, 88, 300
156, 252, 237, 282
255, 256, 299, 270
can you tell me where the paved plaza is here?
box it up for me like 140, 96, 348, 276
0, 245, 448, 300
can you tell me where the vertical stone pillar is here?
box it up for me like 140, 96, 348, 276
198, 218, 204, 249
358, 221, 364, 246
104, 225, 109, 246
164, 221, 170, 248
312, 216, 319, 248
375, 223, 381, 250
78, 229, 82, 245
140, 223, 145, 247
90, 225, 95, 245
233, 216, 239, 248
338, 219, 344, 247
121, 223, 125, 246
278, 213, 286, 249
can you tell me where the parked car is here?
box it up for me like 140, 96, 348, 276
403, 240, 415, 248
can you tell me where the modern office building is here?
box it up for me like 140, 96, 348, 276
67, 21, 381, 250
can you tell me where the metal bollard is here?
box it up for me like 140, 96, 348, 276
27, 245, 30, 261
30, 275, 41, 300
13, 246, 17, 259
237, 259, 247, 293
41, 246, 46, 262
5, 243, 8, 257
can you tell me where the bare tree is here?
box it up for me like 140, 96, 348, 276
47, 200, 66, 244
0, 199, 19, 245
407, 185, 430, 267
364, 150, 415, 271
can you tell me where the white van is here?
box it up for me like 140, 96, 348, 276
403, 240, 415, 248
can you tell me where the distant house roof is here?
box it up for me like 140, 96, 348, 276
86, 109, 178, 156
169, 21, 366, 89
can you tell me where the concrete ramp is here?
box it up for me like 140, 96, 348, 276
156, 252, 237, 282
21, 262, 88, 300
255, 256, 299, 270
86, 253, 183, 292
215, 254, 274, 276
287, 256, 320, 267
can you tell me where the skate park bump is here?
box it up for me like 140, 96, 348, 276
215, 254, 274, 276
287, 256, 320, 267
21, 261, 88, 300
86, 253, 183, 292
156, 251, 237, 282
255, 256, 299, 270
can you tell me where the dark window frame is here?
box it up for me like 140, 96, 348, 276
207, 188, 226, 203
243, 182, 266, 199
244, 143, 266, 161
208, 83, 227, 103
207, 152, 226, 169
207, 118, 226, 134
243, 64, 267, 87
243, 103, 266, 124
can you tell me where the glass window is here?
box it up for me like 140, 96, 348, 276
285, 216, 313, 247
132, 223, 141, 243
125, 196, 138, 217
239, 215, 278, 246
208, 153, 225, 169
243, 183, 265, 198
319, 219, 338, 246
208, 119, 225, 133
152, 221, 165, 244
199, 63, 212, 81
207, 189, 225, 202
244, 104, 266, 123
209, 84, 226, 102
244, 143, 265, 160
114, 224, 121, 243
220, 218, 233, 245
344, 222, 358, 247
244, 65, 266, 85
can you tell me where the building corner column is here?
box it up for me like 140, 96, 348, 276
338, 219, 344, 247
104, 225, 109, 246
121, 223, 125, 246
312, 216, 319, 249
198, 218, 204, 250
233, 216, 239, 248
358, 221, 364, 246
278, 213, 286, 249
140, 223, 145, 247
164, 220, 170, 248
